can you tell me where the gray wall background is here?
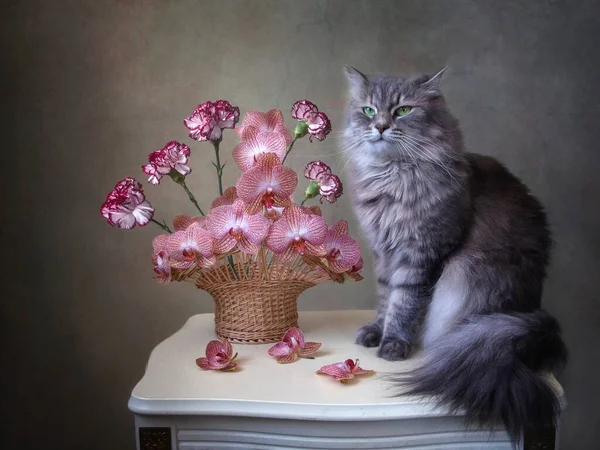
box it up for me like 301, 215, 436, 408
3, 1, 599, 449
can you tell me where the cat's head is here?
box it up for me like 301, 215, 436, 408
343, 66, 462, 165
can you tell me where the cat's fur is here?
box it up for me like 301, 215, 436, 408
343, 66, 567, 442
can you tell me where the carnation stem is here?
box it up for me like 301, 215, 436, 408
212, 141, 224, 195
281, 136, 298, 165
150, 218, 172, 233
181, 180, 205, 216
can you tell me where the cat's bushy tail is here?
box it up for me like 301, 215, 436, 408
396, 309, 567, 443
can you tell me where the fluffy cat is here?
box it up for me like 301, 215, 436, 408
343, 65, 567, 442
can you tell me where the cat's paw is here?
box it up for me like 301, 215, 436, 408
355, 323, 382, 348
377, 337, 412, 361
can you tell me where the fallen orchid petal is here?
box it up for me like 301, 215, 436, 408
316, 359, 373, 382
268, 327, 322, 363
196, 338, 238, 371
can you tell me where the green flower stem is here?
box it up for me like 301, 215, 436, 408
300, 197, 308, 206
181, 180, 205, 216
212, 141, 224, 195
150, 218, 172, 233
281, 136, 298, 165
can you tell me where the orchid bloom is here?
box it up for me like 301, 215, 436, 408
153, 251, 172, 283
173, 214, 206, 231
265, 206, 328, 261
324, 221, 361, 273
236, 153, 297, 214
165, 222, 215, 269
101, 177, 154, 229
232, 126, 288, 171
196, 339, 238, 371
346, 256, 364, 281
207, 200, 271, 254
142, 141, 191, 185
316, 359, 373, 382
184, 100, 240, 142
236, 109, 292, 145
268, 328, 321, 363
211, 186, 238, 209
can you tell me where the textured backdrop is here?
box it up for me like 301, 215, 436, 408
3, 1, 599, 449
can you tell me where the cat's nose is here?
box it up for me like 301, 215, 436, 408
375, 124, 390, 134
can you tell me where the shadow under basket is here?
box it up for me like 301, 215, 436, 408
204, 279, 314, 343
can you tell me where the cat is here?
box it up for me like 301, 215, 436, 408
342, 65, 567, 442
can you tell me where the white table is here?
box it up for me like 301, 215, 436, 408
129, 310, 564, 450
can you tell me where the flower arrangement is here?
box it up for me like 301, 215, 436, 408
101, 99, 363, 342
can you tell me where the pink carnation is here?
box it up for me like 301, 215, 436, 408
304, 161, 343, 203
324, 221, 361, 273
207, 200, 271, 254
237, 153, 297, 214
184, 100, 240, 142
142, 141, 191, 185
265, 206, 328, 261
232, 127, 288, 171
101, 177, 154, 229
236, 109, 292, 145
291, 100, 331, 142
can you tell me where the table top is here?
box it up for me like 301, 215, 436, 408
129, 310, 563, 421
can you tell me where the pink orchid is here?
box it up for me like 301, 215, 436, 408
265, 206, 328, 261
316, 359, 373, 382
265, 204, 286, 221
142, 141, 191, 185
324, 221, 361, 273
196, 339, 238, 371
173, 215, 206, 231
291, 100, 331, 142
207, 200, 271, 254
184, 100, 240, 142
236, 109, 292, 145
236, 153, 297, 214
166, 222, 215, 269
232, 126, 288, 171
268, 328, 321, 364
153, 251, 172, 283
304, 161, 344, 204
346, 256, 364, 281
101, 177, 154, 229
211, 186, 238, 209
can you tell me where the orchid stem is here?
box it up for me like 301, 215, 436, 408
150, 218, 172, 233
281, 136, 298, 165
212, 141, 224, 195
181, 180, 205, 216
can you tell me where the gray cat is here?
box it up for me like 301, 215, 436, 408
343, 66, 567, 442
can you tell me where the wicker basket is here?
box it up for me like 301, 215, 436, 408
172, 251, 343, 344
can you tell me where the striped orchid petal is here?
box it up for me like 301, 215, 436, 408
232, 126, 288, 171
324, 220, 361, 273
265, 206, 327, 258
268, 327, 321, 363
210, 186, 238, 209
173, 215, 205, 231
196, 339, 238, 371
236, 109, 292, 145
316, 359, 373, 382
166, 223, 215, 269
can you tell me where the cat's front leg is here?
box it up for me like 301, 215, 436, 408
355, 250, 388, 348
378, 266, 430, 361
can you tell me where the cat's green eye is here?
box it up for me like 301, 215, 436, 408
394, 106, 413, 117
362, 107, 376, 117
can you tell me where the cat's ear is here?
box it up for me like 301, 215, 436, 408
343, 65, 368, 95
416, 65, 448, 96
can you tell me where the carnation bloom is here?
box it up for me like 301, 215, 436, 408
236, 109, 292, 145
291, 100, 332, 142
153, 251, 172, 284
184, 100, 240, 142
101, 177, 154, 229
267, 328, 321, 364
232, 127, 288, 171
304, 161, 343, 204
211, 186, 238, 209
207, 200, 271, 254
265, 206, 327, 261
316, 359, 373, 382
196, 339, 238, 371
142, 141, 191, 185
236, 153, 297, 214
324, 221, 361, 273
165, 222, 215, 269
